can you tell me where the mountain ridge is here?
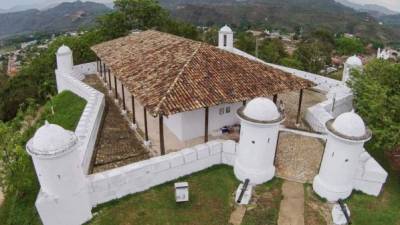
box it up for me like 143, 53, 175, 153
335, 0, 398, 17
0, 1, 110, 39
159, 0, 400, 43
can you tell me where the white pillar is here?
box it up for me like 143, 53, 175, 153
218, 25, 234, 50
313, 112, 371, 202
26, 122, 92, 225
234, 97, 285, 185
56, 45, 74, 76
56, 45, 85, 81
342, 55, 362, 84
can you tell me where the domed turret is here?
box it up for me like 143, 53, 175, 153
345, 55, 362, 67
219, 25, 233, 33
242, 97, 281, 122
342, 55, 363, 83
56, 44, 74, 76
331, 112, 367, 138
218, 25, 234, 50
27, 122, 77, 158
57, 45, 72, 55
234, 97, 284, 185
26, 122, 92, 225
313, 111, 372, 202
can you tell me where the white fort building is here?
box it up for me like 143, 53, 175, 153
27, 26, 387, 225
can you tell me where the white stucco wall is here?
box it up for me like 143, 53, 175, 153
164, 102, 242, 141
56, 63, 105, 173
88, 139, 237, 206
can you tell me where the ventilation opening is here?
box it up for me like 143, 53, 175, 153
223, 35, 227, 47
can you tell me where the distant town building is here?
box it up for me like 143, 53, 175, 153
21, 40, 38, 49
377, 48, 399, 60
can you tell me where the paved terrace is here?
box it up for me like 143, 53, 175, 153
84, 75, 150, 173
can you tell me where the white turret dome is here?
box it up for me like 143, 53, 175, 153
345, 55, 362, 67
57, 45, 72, 55
332, 112, 366, 137
27, 122, 77, 158
243, 97, 280, 122
220, 25, 233, 33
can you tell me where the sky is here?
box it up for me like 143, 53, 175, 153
0, 0, 399, 12
349, 0, 400, 12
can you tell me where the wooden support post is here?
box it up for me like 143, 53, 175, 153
273, 131, 282, 166
159, 114, 165, 155
99, 59, 103, 76
108, 69, 112, 91
114, 76, 118, 100
102, 63, 107, 82
296, 89, 304, 125
121, 83, 126, 110
204, 107, 209, 143
144, 107, 149, 141
273, 94, 278, 104
131, 95, 136, 125
242, 100, 246, 106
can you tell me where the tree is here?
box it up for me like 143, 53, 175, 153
114, 0, 167, 29
294, 41, 331, 73
235, 32, 256, 55
97, 12, 131, 40
350, 60, 400, 152
280, 57, 304, 70
159, 19, 200, 40
203, 27, 219, 46
258, 39, 287, 64
335, 36, 364, 55
311, 29, 335, 46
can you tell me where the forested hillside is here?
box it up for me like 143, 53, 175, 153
160, 0, 400, 43
0, 1, 110, 39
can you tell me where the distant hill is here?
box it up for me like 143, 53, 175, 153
380, 14, 400, 26
0, 1, 110, 39
335, 0, 398, 17
159, 0, 400, 43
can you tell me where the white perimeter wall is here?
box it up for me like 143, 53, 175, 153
56, 62, 105, 173
226, 47, 354, 134
88, 139, 237, 206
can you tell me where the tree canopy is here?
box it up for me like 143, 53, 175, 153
350, 60, 400, 152
335, 36, 364, 55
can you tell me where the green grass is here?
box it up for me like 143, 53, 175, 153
88, 165, 240, 225
0, 90, 86, 225
303, 148, 400, 225
303, 184, 327, 225
42, 90, 87, 130
241, 178, 283, 225
345, 150, 400, 225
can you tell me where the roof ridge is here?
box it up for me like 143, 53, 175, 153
152, 42, 203, 116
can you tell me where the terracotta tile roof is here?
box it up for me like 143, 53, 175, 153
92, 30, 315, 116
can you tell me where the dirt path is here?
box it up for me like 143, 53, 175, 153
276, 132, 324, 183
0, 187, 3, 206
278, 181, 305, 225
229, 205, 247, 225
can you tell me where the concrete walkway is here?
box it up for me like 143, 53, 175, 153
229, 205, 247, 225
278, 181, 305, 225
